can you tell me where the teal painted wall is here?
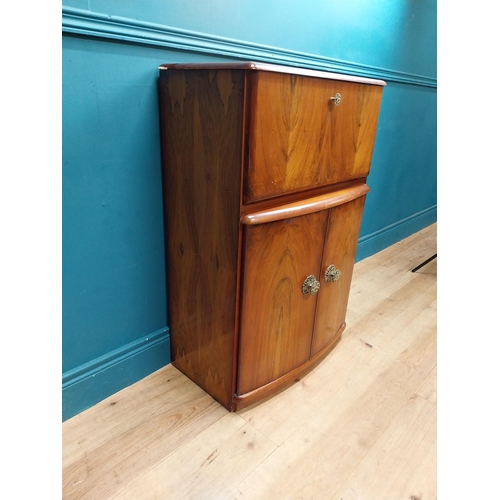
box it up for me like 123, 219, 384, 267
62, 0, 437, 420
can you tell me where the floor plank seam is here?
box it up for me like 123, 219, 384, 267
222, 445, 278, 500
413, 391, 436, 406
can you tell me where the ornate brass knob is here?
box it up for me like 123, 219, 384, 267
324, 264, 341, 283
302, 275, 320, 295
330, 93, 342, 106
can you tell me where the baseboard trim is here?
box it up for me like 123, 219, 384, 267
62, 6, 436, 88
62, 327, 170, 421
356, 205, 437, 262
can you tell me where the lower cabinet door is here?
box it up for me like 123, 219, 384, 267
237, 210, 328, 395
310, 195, 366, 356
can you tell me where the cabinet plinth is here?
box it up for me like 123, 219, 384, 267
158, 62, 385, 410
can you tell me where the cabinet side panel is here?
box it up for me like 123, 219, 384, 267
159, 69, 244, 408
237, 211, 327, 395
311, 195, 366, 356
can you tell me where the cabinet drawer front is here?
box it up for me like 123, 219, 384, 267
244, 71, 383, 203
237, 211, 328, 396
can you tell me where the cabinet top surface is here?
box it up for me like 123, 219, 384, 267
159, 61, 386, 86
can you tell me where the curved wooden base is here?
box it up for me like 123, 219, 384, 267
231, 323, 346, 411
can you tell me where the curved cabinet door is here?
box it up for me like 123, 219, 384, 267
310, 195, 366, 356
237, 210, 328, 396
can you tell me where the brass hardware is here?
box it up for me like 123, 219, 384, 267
330, 93, 342, 106
324, 264, 341, 283
302, 275, 320, 295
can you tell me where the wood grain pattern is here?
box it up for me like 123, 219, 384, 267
311, 195, 366, 356
62, 366, 228, 500
62, 367, 209, 468
244, 71, 383, 203
233, 329, 343, 411
333, 392, 436, 500
237, 189, 367, 397
237, 211, 327, 395
113, 413, 277, 500
159, 69, 245, 408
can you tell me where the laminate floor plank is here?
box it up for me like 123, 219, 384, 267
347, 229, 436, 323
349, 223, 436, 280
62, 368, 228, 500
416, 361, 437, 404
332, 392, 437, 500
63, 366, 211, 466
112, 413, 277, 500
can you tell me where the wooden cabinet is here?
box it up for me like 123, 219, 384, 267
158, 62, 385, 410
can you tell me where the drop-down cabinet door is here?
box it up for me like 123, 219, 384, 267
244, 70, 384, 203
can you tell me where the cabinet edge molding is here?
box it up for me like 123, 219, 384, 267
160, 62, 386, 87
241, 184, 370, 225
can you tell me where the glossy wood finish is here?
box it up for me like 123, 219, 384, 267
244, 71, 383, 203
158, 62, 385, 410
311, 195, 366, 356
233, 331, 343, 411
158, 69, 245, 407
237, 188, 367, 398
237, 211, 327, 395
241, 183, 369, 225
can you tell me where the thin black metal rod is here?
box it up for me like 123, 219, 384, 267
411, 253, 437, 273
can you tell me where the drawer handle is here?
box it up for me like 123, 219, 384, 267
324, 264, 341, 283
330, 93, 342, 106
302, 275, 320, 295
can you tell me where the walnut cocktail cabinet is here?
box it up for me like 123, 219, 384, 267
158, 62, 385, 411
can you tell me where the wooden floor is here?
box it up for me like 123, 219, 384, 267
62, 223, 437, 500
